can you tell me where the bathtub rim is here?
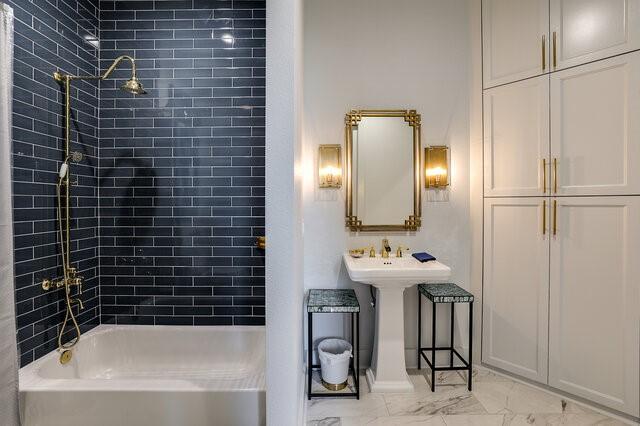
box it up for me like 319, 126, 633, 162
19, 324, 266, 393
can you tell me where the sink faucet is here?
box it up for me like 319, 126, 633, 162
381, 238, 391, 258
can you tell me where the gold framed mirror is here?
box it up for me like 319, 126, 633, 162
345, 109, 422, 232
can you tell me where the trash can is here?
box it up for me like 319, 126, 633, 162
318, 338, 352, 390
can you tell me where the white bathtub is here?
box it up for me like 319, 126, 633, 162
19, 325, 265, 426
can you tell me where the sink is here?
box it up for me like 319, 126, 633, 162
343, 253, 451, 393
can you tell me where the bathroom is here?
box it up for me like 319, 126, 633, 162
0, 0, 637, 425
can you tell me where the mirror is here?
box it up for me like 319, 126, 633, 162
345, 110, 422, 231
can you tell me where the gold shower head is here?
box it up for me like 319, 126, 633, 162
121, 76, 146, 95
54, 55, 147, 95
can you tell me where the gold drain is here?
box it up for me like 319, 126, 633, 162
59, 350, 72, 364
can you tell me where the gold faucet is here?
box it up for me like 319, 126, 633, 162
70, 298, 84, 310
396, 245, 409, 257
381, 238, 391, 258
369, 246, 376, 258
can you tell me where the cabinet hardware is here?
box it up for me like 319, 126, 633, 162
542, 35, 546, 71
553, 200, 557, 236
542, 158, 547, 193
553, 158, 558, 193
542, 199, 547, 235
552, 31, 557, 68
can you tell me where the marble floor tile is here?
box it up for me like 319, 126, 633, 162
307, 377, 389, 420
472, 381, 564, 414
307, 418, 341, 426
306, 367, 630, 426
340, 415, 446, 425
384, 385, 488, 416
502, 413, 629, 425
441, 414, 505, 426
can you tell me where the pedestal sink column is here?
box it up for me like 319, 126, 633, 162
366, 286, 414, 393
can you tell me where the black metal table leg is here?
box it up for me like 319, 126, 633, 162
468, 301, 473, 391
450, 302, 454, 368
307, 312, 312, 400
418, 292, 422, 370
431, 301, 436, 392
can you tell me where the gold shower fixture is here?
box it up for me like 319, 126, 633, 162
53, 55, 147, 94
51, 55, 146, 363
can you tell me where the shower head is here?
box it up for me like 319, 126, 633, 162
121, 76, 146, 95
53, 56, 147, 95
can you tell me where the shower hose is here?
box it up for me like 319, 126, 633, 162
56, 177, 81, 351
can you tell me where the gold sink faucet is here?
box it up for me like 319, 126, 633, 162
396, 245, 409, 257
381, 238, 391, 258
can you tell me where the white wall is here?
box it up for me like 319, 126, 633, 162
266, 0, 305, 424
303, 0, 473, 366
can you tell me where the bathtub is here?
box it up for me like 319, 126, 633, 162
19, 325, 265, 426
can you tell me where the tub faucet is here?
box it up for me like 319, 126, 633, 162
381, 238, 391, 258
70, 298, 84, 310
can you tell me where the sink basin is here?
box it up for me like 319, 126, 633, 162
343, 253, 451, 393
343, 254, 451, 287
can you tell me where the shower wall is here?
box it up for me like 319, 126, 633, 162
98, 1, 266, 326
8, 0, 101, 366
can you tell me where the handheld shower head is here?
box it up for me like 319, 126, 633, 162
59, 162, 69, 179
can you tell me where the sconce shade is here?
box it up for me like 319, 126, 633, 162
425, 146, 449, 188
318, 144, 342, 188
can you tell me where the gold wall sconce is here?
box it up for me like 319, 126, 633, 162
318, 144, 342, 188
425, 146, 449, 188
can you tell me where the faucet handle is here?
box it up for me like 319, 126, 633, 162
369, 246, 376, 258
396, 245, 410, 257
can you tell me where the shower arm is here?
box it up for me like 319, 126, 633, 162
53, 55, 139, 82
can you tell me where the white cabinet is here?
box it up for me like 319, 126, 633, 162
483, 198, 549, 383
482, 4, 640, 418
549, 197, 640, 417
484, 76, 550, 197
550, 0, 640, 71
483, 0, 549, 88
550, 52, 640, 196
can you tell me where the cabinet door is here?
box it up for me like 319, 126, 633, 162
550, 52, 640, 196
549, 197, 640, 417
484, 76, 550, 197
483, 198, 549, 383
483, 0, 549, 88
550, 0, 640, 70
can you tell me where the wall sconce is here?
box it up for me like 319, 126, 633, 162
318, 144, 342, 188
425, 146, 449, 188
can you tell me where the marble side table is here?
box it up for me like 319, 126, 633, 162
307, 289, 360, 399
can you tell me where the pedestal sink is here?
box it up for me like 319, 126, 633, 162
343, 253, 451, 393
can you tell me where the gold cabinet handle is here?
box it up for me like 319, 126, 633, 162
552, 31, 558, 68
553, 158, 558, 194
542, 35, 546, 71
553, 200, 557, 236
542, 158, 547, 193
542, 199, 547, 235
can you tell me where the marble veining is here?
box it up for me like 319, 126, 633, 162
308, 289, 360, 313
306, 367, 629, 426
418, 283, 474, 303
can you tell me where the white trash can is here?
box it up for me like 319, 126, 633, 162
318, 338, 352, 390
